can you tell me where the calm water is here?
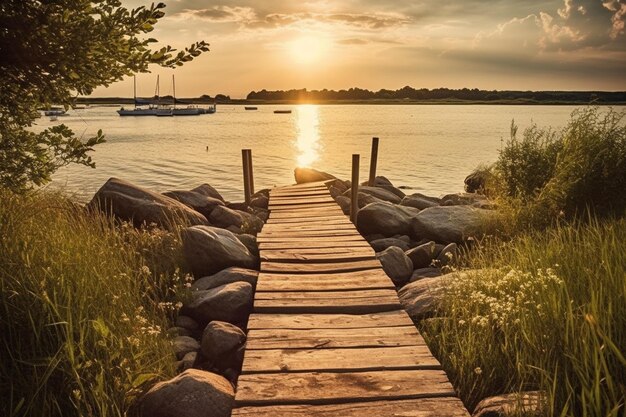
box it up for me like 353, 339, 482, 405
40, 104, 612, 202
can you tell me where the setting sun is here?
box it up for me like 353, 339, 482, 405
288, 36, 329, 65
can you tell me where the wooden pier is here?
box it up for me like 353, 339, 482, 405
232, 181, 470, 416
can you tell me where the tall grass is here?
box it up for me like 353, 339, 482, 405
0, 189, 187, 417
423, 218, 626, 415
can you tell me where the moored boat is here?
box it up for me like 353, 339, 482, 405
44, 107, 67, 116
274, 110, 292, 114
245, 106, 258, 110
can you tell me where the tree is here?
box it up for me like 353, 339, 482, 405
0, 0, 209, 192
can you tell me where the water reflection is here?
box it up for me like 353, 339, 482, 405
295, 105, 320, 167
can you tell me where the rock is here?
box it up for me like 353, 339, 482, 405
328, 186, 343, 198
436, 243, 459, 267
140, 369, 234, 417
182, 226, 257, 277
358, 192, 385, 208
294, 167, 336, 184
209, 205, 244, 228
162, 190, 224, 219
238, 211, 265, 234
366, 234, 386, 242
345, 186, 401, 204
356, 202, 419, 237
473, 391, 546, 417
412, 206, 494, 244
250, 194, 268, 209
400, 193, 441, 210
405, 241, 436, 269
398, 276, 448, 320
180, 351, 197, 371
183, 282, 253, 325
378, 185, 406, 199
173, 336, 200, 360
361, 175, 393, 187
335, 195, 351, 215
225, 225, 242, 234
394, 235, 411, 243
236, 234, 258, 256
191, 267, 259, 292
89, 178, 208, 228
167, 326, 192, 338
201, 321, 246, 364
226, 202, 248, 211
326, 178, 349, 193
441, 192, 488, 206
376, 246, 413, 286
250, 207, 269, 222
409, 267, 442, 282
175, 315, 200, 332
191, 184, 225, 202
370, 238, 410, 252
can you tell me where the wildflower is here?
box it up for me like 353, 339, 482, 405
474, 367, 483, 375
141, 265, 151, 275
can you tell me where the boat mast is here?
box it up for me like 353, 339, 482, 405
173, 74, 176, 108
133, 75, 137, 109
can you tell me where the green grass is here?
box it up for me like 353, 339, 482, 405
0, 189, 188, 417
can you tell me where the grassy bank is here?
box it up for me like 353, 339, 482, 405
0, 190, 187, 417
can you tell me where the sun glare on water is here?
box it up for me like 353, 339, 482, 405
295, 105, 321, 167
289, 36, 328, 65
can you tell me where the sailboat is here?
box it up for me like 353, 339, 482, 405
117, 76, 159, 116
170, 75, 217, 115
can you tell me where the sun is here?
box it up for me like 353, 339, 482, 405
288, 36, 328, 65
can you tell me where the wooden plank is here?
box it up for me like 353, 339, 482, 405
259, 241, 370, 251
269, 204, 340, 212
270, 191, 331, 198
262, 223, 357, 232
235, 369, 457, 405
261, 247, 374, 256
253, 289, 400, 314
261, 259, 381, 273
232, 397, 470, 417
257, 236, 365, 244
255, 270, 392, 292
269, 197, 336, 205
269, 209, 344, 218
241, 345, 441, 374
247, 310, 414, 330
270, 193, 334, 201
266, 216, 350, 225
246, 326, 425, 349
258, 230, 362, 239
260, 251, 374, 263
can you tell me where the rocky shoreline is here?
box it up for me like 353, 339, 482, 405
86, 168, 536, 417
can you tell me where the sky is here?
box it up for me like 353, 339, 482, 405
95, 0, 626, 98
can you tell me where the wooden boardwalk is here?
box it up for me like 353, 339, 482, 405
232, 181, 470, 416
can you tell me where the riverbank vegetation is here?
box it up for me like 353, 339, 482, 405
423, 107, 626, 416
0, 190, 187, 417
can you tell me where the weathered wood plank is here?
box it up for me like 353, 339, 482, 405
270, 193, 334, 200
269, 204, 341, 212
241, 345, 441, 374
266, 216, 350, 225
235, 369, 457, 405
258, 229, 361, 238
247, 310, 414, 330
253, 289, 401, 314
261, 259, 381, 273
257, 236, 365, 245
259, 241, 371, 251
269, 208, 344, 217
246, 326, 425, 349
255, 270, 392, 292
262, 223, 357, 232
260, 250, 374, 263
261, 246, 374, 256
269, 197, 336, 205
232, 397, 470, 417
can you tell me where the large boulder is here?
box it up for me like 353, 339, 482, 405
412, 206, 495, 243
201, 321, 246, 369
163, 190, 224, 219
376, 246, 413, 286
89, 178, 208, 228
182, 226, 257, 277
173, 336, 200, 360
335, 195, 351, 215
358, 192, 385, 208
441, 192, 488, 206
398, 276, 448, 321
191, 184, 225, 202
356, 202, 419, 237
400, 193, 441, 210
191, 267, 259, 292
294, 167, 336, 184
405, 241, 436, 269
410, 267, 442, 282
369, 237, 411, 252
236, 234, 259, 257
345, 186, 401, 204
209, 205, 244, 228
140, 369, 234, 417
183, 282, 253, 325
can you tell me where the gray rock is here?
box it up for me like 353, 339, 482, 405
167, 326, 192, 337
238, 211, 265, 234
335, 195, 351, 215
436, 243, 459, 267
394, 235, 411, 243
140, 369, 234, 417
366, 234, 386, 242
412, 206, 495, 243
370, 238, 410, 252
465, 169, 489, 194
191, 184, 225, 202
209, 205, 244, 228
361, 175, 393, 187
473, 391, 546, 417
89, 178, 208, 228
376, 246, 413, 286
250, 194, 268, 209
378, 185, 406, 199
173, 336, 200, 360
183, 282, 253, 325
409, 267, 442, 282
356, 202, 419, 237
294, 167, 336, 184
358, 192, 385, 208
191, 267, 259, 292
175, 315, 200, 332
180, 351, 197, 371
201, 321, 246, 362
226, 202, 248, 211
345, 186, 401, 204
328, 186, 343, 198
400, 193, 441, 210
327, 179, 350, 193
182, 226, 257, 277
162, 190, 224, 219
250, 207, 269, 222
225, 225, 242, 234
236, 234, 258, 256
405, 241, 436, 269
441, 192, 488, 206
398, 276, 448, 321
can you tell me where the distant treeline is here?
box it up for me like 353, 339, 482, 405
246, 86, 626, 103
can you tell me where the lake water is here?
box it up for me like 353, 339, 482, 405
41, 104, 611, 202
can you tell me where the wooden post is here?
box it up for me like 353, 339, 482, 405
350, 154, 360, 223
242, 149, 251, 204
368, 137, 379, 186
247, 149, 255, 195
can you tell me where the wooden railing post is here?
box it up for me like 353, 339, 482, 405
350, 154, 360, 223
247, 149, 255, 195
242, 149, 251, 204
368, 137, 379, 186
